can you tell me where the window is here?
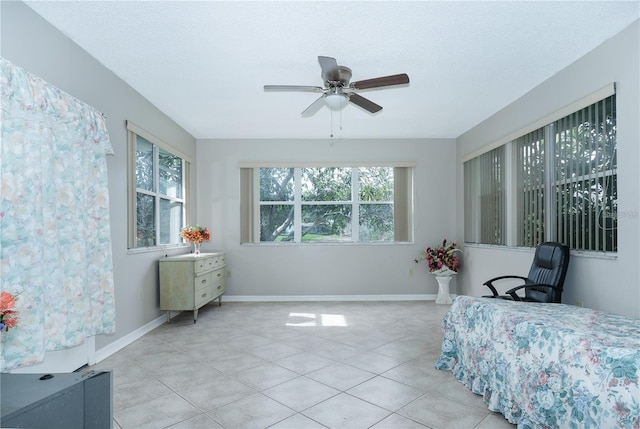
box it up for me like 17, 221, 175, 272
517, 96, 617, 251
464, 147, 506, 245
551, 95, 617, 251
464, 87, 617, 253
241, 164, 413, 244
127, 122, 191, 249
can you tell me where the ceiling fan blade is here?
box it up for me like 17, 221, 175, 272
301, 94, 326, 117
318, 56, 340, 81
264, 85, 324, 92
350, 73, 410, 90
348, 93, 382, 113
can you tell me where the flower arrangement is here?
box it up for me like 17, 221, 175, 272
180, 225, 211, 243
0, 291, 18, 331
415, 239, 462, 276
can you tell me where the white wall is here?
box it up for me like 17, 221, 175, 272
456, 20, 640, 318
1, 2, 198, 353
196, 138, 459, 297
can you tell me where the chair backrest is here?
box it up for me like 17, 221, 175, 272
526, 242, 570, 303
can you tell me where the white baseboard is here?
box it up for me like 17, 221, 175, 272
223, 294, 441, 302
93, 312, 168, 364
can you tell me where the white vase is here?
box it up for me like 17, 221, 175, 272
435, 275, 453, 305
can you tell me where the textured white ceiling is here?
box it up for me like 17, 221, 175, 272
25, 1, 640, 139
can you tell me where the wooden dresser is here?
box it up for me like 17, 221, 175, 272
159, 252, 226, 323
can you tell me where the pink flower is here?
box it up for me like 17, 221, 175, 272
537, 372, 549, 385
0, 291, 18, 329
414, 239, 463, 273
613, 401, 628, 417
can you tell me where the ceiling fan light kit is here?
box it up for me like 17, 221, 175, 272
325, 93, 348, 110
264, 56, 409, 117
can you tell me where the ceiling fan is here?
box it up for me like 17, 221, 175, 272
264, 56, 410, 117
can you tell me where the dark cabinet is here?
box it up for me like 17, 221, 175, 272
0, 370, 112, 428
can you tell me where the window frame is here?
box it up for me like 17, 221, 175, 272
127, 121, 192, 250
240, 162, 414, 245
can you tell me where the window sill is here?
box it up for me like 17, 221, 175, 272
462, 243, 617, 260
241, 241, 414, 247
127, 244, 189, 255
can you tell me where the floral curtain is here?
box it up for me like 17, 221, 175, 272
0, 57, 116, 371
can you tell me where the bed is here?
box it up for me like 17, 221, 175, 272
435, 296, 640, 428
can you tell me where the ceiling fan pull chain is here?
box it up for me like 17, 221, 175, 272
330, 109, 334, 138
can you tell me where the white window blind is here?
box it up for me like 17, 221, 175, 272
464, 146, 506, 245
516, 127, 546, 247
515, 95, 617, 251
551, 95, 617, 252
464, 86, 616, 253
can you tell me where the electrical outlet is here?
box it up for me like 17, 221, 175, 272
576, 300, 584, 308
409, 268, 414, 277
226, 270, 232, 278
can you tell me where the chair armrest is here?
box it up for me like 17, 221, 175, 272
482, 275, 529, 297
505, 283, 563, 301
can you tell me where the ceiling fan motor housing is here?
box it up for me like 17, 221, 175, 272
323, 66, 352, 87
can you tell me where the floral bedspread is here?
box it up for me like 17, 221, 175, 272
436, 296, 640, 429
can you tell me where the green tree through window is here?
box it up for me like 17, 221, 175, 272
128, 123, 189, 249
258, 166, 400, 243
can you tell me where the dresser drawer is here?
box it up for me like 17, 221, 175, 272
195, 285, 213, 307
194, 271, 213, 291
212, 268, 225, 298
194, 254, 226, 273
195, 273, 214, 307
194, 256, 213, 274
206, 254, 226, 271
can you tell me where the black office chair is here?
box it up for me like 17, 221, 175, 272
483, 242, 570, 303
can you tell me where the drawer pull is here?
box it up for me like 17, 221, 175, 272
217, 273, 222, 277
217, 285, 222, 290
201, 279, 207, 284
201, 293, 207, 298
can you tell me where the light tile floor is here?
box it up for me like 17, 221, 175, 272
92, 301, 516, 429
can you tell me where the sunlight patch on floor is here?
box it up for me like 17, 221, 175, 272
286, 312, 347, 327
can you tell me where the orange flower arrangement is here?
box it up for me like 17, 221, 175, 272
0, 291, 18, 331
179, 225, 211, 243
